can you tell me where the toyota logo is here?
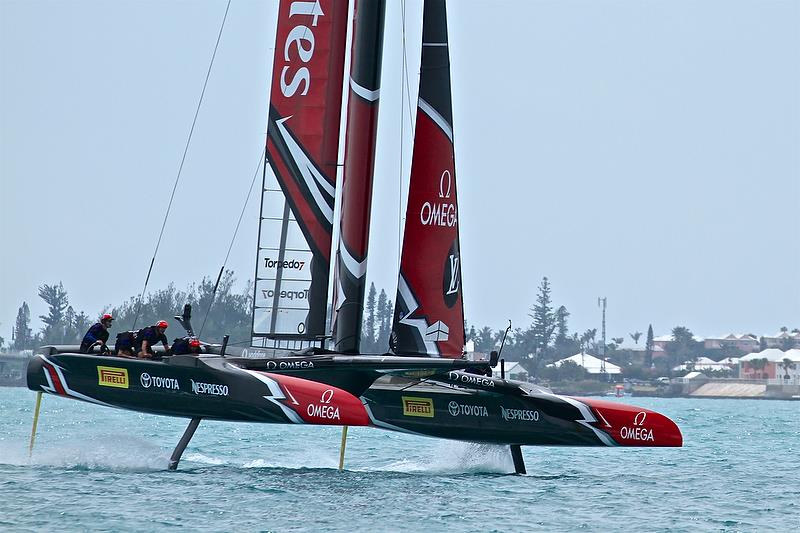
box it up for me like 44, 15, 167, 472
448, 401, 459, 416
140, 372, 152, 388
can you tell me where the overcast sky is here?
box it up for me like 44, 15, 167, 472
1, 0, 798, 347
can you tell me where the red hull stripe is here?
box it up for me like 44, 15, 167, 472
44, 363, 66, 396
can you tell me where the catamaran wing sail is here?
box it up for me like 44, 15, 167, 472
254, 0, 349, 343
391, 0, 464, 358
332, 0, 387, 353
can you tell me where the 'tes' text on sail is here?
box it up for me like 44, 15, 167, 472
281, 2, 325, 97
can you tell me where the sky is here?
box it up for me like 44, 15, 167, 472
1, 0, 798, 348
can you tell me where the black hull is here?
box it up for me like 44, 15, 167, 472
363, 384, 607, 446
27, 350, 682, 447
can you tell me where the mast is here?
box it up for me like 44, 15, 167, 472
391, 0, 464, 358
253, 0, 350, 347
332, 0, 387, 353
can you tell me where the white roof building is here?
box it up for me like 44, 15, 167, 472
547, 353, 622, 375
672, 356, 739, 372
783, 348, 800, 362
740, 349, 794, 362
490, 361, 527, 379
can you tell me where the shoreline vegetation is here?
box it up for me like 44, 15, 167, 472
2, 274, 797, 398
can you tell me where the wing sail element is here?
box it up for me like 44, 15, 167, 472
332, 0, 387, 353
254, 0, 349, 342
391, 0, 464, 358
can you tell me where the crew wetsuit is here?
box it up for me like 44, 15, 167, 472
115, 331, 137, 354
80, 323, 110, 353
171, 337, 200, 356
133, 326, 169, 358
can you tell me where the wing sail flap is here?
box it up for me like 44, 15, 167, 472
254, 0, 349, 343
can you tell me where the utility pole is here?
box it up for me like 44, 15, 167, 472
598, 297, 607, 376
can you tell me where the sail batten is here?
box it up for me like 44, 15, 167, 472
391, 0, 464, 358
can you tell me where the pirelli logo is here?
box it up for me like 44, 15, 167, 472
97, 366, 129, 389
402, 396, 434, 418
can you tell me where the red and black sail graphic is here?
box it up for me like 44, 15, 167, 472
391, 0, 464, 358
332, 0, 386, 353
254, 0, 348, 340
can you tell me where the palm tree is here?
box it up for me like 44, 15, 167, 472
579, 329, 597, 353
747, 358, 768, 379
630, 331, 642, 345
779, 358, 797, 380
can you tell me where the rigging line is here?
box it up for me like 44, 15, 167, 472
397, 0, 406, 267
400, 0, 415, 127
199, 147, 266, 337
132, 0, 232, 329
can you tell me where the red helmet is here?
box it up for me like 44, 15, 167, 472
101, 314, 114, 323
189, 338, 201, 348
156, 320, 169, 329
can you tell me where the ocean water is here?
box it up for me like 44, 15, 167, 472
0, 387, 797, 532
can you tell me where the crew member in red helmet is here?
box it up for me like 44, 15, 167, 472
79, 314, 114, 354
134, 320, 170, 359
171, 336, 202, 356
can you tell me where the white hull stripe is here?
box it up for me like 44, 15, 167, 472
226, 364, 304, 424
362, 401, 431, 438
38, 354, 113, 407
556, 394, 618, 447
418, 98, 453, 142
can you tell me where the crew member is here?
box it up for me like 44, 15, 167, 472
115, 330, 137, 357
171, 336, 202, 356
134, 320, 170, 359
79, 314, 114, 354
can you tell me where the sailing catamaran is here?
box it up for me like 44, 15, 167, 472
27, 0, 682, 473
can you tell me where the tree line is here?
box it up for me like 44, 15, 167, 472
6, 273, 795, 382
6, 271, 252, 351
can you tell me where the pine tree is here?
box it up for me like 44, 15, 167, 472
363, 283, 377, 351
13, 302, 33, 351
375, 289, 388, 350
645, 324, 654, 369
73, 311, 92, 342
64, 306, 77, 343
38, 282, 69, 344
375, 298, 394, 352
381, 300, 393, 351
554, 305, 569, 344
529, 277, 555, 352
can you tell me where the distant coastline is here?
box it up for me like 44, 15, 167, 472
0, 353, 27, 387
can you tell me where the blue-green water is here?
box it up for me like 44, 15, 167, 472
1, 387, 798, 532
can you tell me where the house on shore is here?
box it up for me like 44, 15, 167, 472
739, 349, 800, 382
548, 353, 622, 376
